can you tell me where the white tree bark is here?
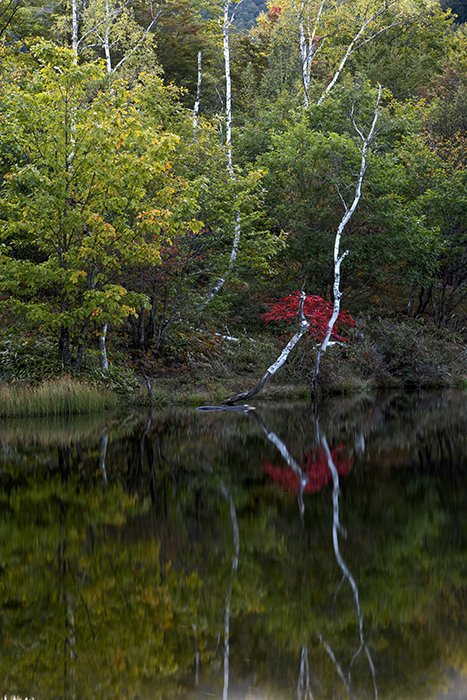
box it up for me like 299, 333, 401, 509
317, 4, 397, 105
99, 322, 109, 370
312, 84, 381, 398
75, 0, 160, 72
193, 49, 202, 135
72, 0, 80, 59
103, 0, 112, 73
223, 0, 234, 175
201, 0, 244, 307
296, 0, 325, 108
224, 290, 310, 404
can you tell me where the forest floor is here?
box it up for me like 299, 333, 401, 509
142, 316, 467, 407
0, 318, 465, 416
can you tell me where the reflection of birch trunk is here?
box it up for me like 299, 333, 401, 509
220, 481, 240, 700
297, 644, 314, 699
312, 85, 381, 400
319, 424, 378, 699
192, 623, 201, 686
224, 290, 310, 404
99, 432, 109, 485
65, 592, 77, 700
250, 411, 308, 519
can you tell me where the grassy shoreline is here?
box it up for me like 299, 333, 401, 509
0, 371, 464, 418
0, 318, 465, 417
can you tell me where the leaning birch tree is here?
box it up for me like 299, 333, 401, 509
224, 85, 382, 404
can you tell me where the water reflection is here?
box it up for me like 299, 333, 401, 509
0, 390, 465, 698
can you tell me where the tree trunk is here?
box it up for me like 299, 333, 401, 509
59, 325, 71, 368
193, 49, 202, 135
312, 85, 382, 399
224, 290, 310, 404
103, 0, 113, 73
99, 322, 109, 371
317, 4, 397, 105
200, 0, 243, 307
71, 0, 79, 59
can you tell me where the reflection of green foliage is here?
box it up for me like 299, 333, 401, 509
0, 393, 466, 697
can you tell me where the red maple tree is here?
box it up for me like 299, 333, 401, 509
262, 291, 356, 342
263, 445, 354, 495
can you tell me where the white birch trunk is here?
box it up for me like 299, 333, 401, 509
100, 322, 109, 370
224, 290, 310, 404
103, 0, 112, 73
72, 0, 80, 60
297, 0, 324, 108
201, 0, 244, 308
312, 84, 382, 397
193, 49, 202, 135
223, 0, 233, 175
299, 17, 311, 108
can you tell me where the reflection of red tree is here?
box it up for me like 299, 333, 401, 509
262, 291, 356, 342
264, 446, 354, 494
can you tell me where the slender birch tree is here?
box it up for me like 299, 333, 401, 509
224, 85, 382, 404
192, 49, 202, 134
312, 84, 382, 397
201, 0, 244, 307
80, 0, 161, 73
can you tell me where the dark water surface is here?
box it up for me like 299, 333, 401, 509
0, 390, 466, 699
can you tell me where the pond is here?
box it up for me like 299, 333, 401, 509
0, 390, 466, 699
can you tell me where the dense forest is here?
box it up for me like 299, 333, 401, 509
0, 0, 465, 408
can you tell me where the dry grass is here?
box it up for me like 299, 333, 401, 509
0, 376, 117, 417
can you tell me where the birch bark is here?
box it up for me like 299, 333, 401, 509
317, 3, 398, 105
224, 290, 310, 404
295, 0, 325, 108
312, 84, 382, 398
193, 50, 202, 135
201, 0, 244, 307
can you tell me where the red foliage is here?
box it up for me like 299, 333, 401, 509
264, 445, 354, 495
262, 291, 356, 342
268, 5, 282, 18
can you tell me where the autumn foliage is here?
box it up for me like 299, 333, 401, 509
264, 445, 354, 495
262, 291, 356, 342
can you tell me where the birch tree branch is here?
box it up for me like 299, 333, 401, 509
317, 3, 392, 105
